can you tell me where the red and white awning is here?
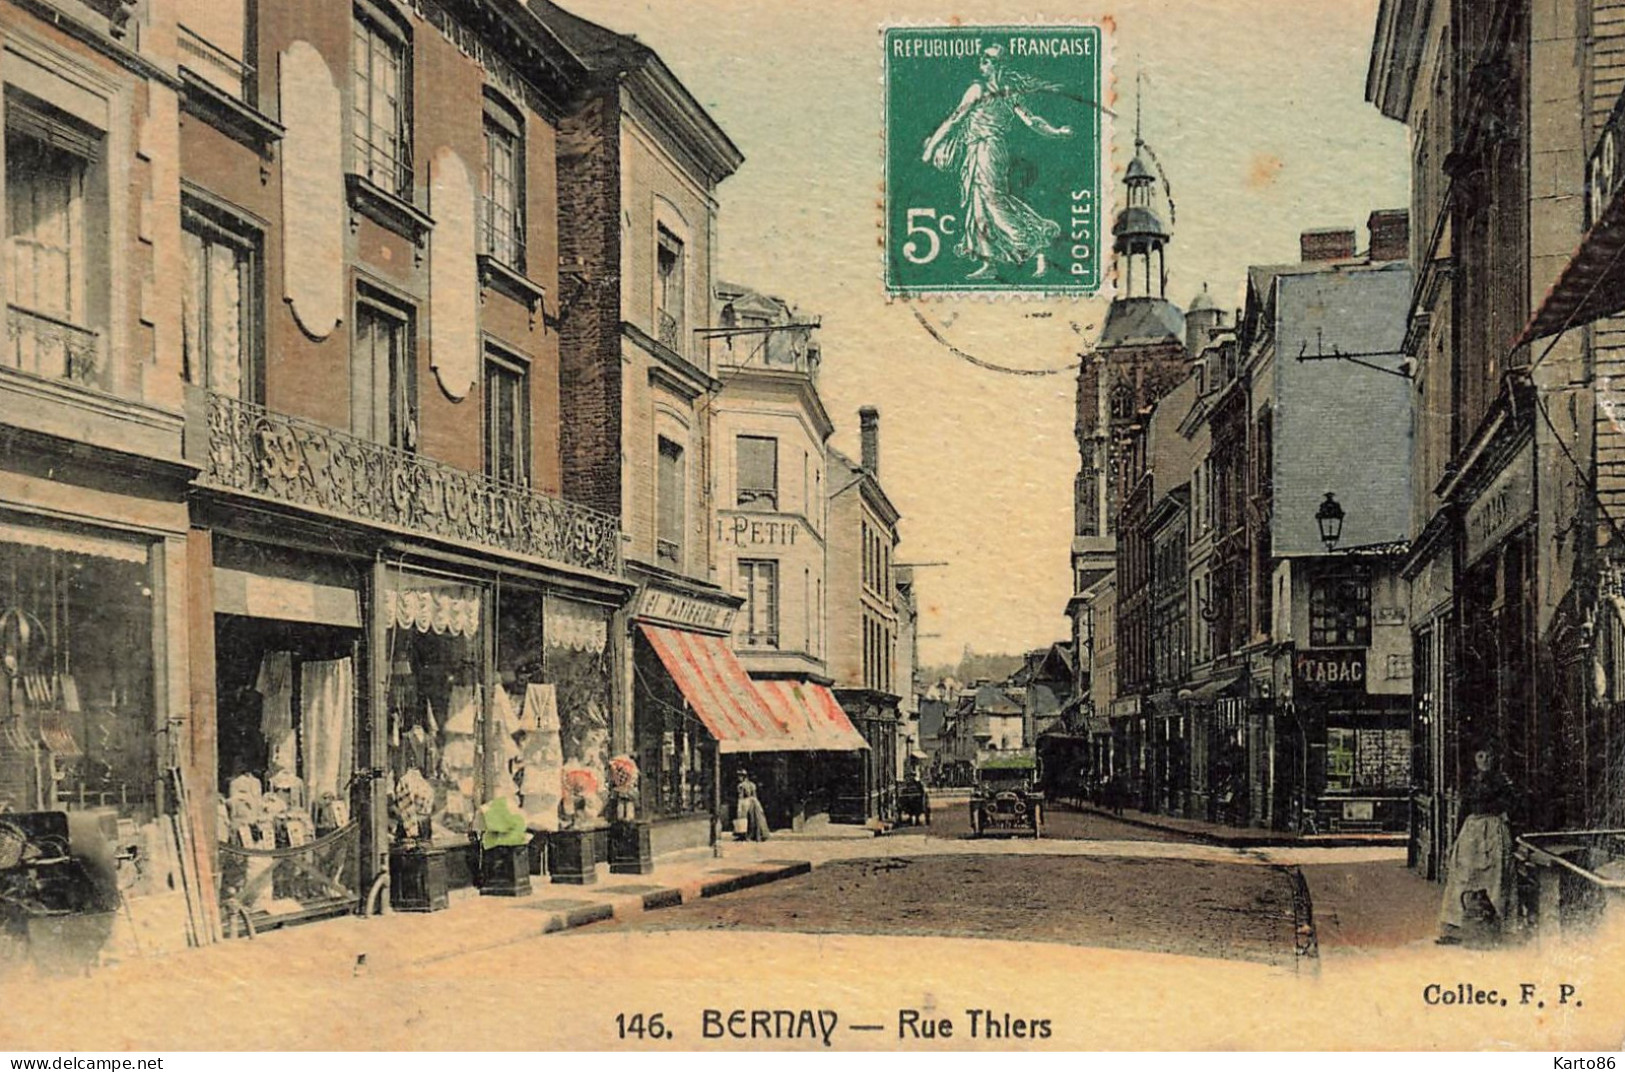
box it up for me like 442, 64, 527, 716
639, 624, 794, 753
754, 680, 869, 752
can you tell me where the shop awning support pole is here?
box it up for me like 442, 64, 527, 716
711, 731, 722, 858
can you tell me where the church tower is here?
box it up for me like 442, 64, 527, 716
1068, 94, 1194, 673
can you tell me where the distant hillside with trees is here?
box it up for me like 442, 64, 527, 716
921, 647, 1025, 686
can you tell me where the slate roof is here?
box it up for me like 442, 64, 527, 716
1099, 297, 1185, 348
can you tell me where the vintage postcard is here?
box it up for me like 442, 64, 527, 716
0, 0, 1623, 1058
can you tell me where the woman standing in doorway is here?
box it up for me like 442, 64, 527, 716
1438, 747, 1517, 944
736, 769, 770, 842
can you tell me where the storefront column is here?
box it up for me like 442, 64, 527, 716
184, 528, 217, 859
365, 556, 391, 893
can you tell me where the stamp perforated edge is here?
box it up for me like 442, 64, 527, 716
877, 17, 1118, 304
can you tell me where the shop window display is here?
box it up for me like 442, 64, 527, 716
543, 596, 611, 825
634, 634, 714, 819
0, 527, 157, 823
213, 615, 360, 921
385, 573, 487, 849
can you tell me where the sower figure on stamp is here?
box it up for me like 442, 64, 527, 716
1437, 746, 1517, 945
921, 45, 1072, 280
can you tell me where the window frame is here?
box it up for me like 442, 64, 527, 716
656, 435, 685, 567
351, 0, 414, 199
1309, 568, 1372, 649
482, 341, 530, 487
352, 283, 417, 453
4, 89, 108, 388
736, 434, 779, 509
739, 558, 780, 649
181, 195, 264, 404
655, 224, 685, 352
480, 91, 525, 272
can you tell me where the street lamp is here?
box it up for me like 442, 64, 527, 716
1315, 492, 1345, 551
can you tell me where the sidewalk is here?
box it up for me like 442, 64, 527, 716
44, 842, 822, 983
1079, 803, 1407, 849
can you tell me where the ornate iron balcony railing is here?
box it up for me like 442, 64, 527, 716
196, 389, 622, 575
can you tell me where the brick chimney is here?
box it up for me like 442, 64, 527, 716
859, 406, 880, 475
1301, 228, 1356, 263
1367, 208, 1409, 263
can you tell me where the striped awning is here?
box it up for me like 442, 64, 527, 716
638, 624, 798, 753
754, 680, 869, 752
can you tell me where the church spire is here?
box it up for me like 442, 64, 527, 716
1113, 72, 1169, 299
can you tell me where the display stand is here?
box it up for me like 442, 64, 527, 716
548, 827, 597, 884
388, 845, 449, 912
608, 819, 653, 875
478, 841, 532, 897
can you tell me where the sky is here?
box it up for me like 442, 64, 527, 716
564, 0, 1412, 667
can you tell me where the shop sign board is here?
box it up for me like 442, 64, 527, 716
715, 515, 802, 548
1464, 445, 1534, 567
633, 585, 737, 634
1294, 648, 1366, 691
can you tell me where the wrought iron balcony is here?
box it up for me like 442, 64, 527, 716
178, 23, 255, 101
195, 389, 622, 575
6, 305, 100, 388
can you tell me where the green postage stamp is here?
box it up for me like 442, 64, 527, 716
884, 24, 1107, 296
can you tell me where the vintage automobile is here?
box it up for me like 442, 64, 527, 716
968, 757, 1043, 838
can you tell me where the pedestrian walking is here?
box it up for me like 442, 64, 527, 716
736, 769, 771, 842
1437, 746, 1517, 945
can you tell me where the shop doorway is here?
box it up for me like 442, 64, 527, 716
214, 613, 363, 931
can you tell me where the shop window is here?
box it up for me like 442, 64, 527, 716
352, 1, 412, 198
481, 95, 524, 271
383, 571, 486, 850
483, 347, 529, 486
182, 200, 262, 403
352, 290, 416, 451
737, 435, 778, 509
740, 559, 779, 648
0, 524, 156, 824
177, 0, 252, 100
1310, 570, 1372, 648
657, 436, 685, 567
1326, 728, 1355, 792
656, 225, 684, 351
214, 611, 360, 922
635, 635, 714, 820
5, 91, 107, 389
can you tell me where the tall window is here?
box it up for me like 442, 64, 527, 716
5, 92, 104, 387
1310, 570, 1372, 648
740, 560, 779, 648
737, 435, 778, 508
353, 4, 411, 197
182, 202, 261, 402
483, 348, 529, 486
657, 436, 685, 566
353, 294, 416, 452
656, 226, 684, 351
481, 96, 524, 270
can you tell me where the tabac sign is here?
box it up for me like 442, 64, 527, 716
1294, 649, 1366, 692
633, 583, 738, 635
1464, 444, 1534, 567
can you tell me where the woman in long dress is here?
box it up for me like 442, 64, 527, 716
921, 45, 1073, 280
737, 770, 770, 842
1438, 747, 1517, 943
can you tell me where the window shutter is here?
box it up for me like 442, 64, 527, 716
7, 95, 98, 159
